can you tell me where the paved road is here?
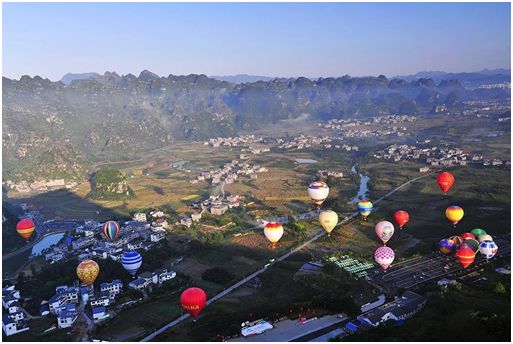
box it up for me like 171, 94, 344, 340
140, 172, 434, 342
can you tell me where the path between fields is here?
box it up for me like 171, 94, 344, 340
140, 172, 434, 342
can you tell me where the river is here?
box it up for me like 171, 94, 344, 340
350, 164, 370, 203
31, 232, 65, 256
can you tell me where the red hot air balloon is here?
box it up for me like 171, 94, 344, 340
180, 287, 207, 318
456, 246, 475, 268
16, 219, 36, 242
460, 233, 476, 241
393, 210, 410, 229
437, 172, 455, 194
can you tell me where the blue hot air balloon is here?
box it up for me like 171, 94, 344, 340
121, 251, 142, 276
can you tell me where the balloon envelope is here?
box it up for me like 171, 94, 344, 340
438, 238, 455, 254
449, 236, 464, 248
76, 260, 100, 286
463, 238, 480, 253
478, 234, 493, 243
375, 221, 395, 245
307, 182, 329, 205
471, 228, 487, 238
393, 210, 410, 229
460, 232, 476, 241
319, 210, 338, 235
357, 200, 373, 219
103, 221, 120, 241
122, 251, 143, 276
16, 219, 35, 241
180, 287, 207, 318
437, 172, 455, 193
375, 246, 395, 270
479, 240, 498, 259
264, 222, 284, 245
456, 247, 475, 268
446, 206, 464, 225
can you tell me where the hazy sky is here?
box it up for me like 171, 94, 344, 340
3, 2, 511, 81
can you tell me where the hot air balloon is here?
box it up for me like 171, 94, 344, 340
449, 235, 464, 248
375, 221, 395, 245
438, 238, 455, 254
446, 206, 464, 227
460, 232, 476, 241
16, 219, 35, 242
103, 221, 120, 241
437, 171, 455, 194
307, 182, 329, 206
393, 210, 410, 229
121, 251, 142, 276
264, 222, 284, 248
455, 247, 475, 268
463, 238, 480, 253
375, 246, 395, 270
471, 228, 487, 238
180, 287, 207, 318
478, 234, 493, 243
319, 210, 338, 236
479, 240, 498, 259
357, 200, 373, 220
76, 260, 100, 286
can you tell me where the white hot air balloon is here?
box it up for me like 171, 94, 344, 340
479, 240, 498, 259
264, 222, 284, 248
319, 210, 338, 236
307, 182, 330, 206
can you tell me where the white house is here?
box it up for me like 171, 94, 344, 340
157, 270, 176, 285
2, 316, 29, 336
100, 280, 123, 298
90, 292, 111, 307
139, 272, 158, 285
128, 278, 148, 290
8, 312, 24, 323
92, 306, 110, 321
150, 232, 166, 242
133, 213, 147, 222
57, 304, 77, 329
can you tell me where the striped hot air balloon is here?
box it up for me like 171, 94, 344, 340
462, 238, 480, 254
16, 219, 35, 242
357, 200, 373, 220
307, 182, 329, 206
264, 222, 284, 248
455, 247, 475, 268
449, 235, 464, 248
121, 251, 143, 276
103, 221, 120, 241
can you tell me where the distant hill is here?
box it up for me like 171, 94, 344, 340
209, 74, 274, 83
395, 69, 510, 89
3, 70, 510, 182
60, 72, 100, 85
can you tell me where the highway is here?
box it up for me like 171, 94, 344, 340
140, 172, 434, 342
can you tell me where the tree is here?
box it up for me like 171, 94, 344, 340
494, 282, 507, 295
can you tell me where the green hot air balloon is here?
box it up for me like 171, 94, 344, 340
471, 228, 487, 238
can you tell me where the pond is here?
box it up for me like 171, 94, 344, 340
350, 164, 370, 203
32, 232, 65, 256
295, 158, 318, 164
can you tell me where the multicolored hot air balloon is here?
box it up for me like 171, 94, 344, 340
180, 287, 207, 318
264, 222, 284, 248
319, 210, 338, 236
307, 182, 329, 206
393, 210, 410, 229
76, 260, 100, 286
446, 206, 464, 227
121, 251, 142, 276
16, 219, 35, 242
478, 234, 493, 243
479, 240, 498, 259
103, 221, 120, 241
438, 238, 455, 254
437, 171, 455, 194
471, 228, 487, 238
460, 232, 476, 241
449, 235, 464, 248
375, 221, 395, 245
357, 200, 373, 220
455, 247, 475, 268
375, 246, 395, 270
463, 238, 480, 253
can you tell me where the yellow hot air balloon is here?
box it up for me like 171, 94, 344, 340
446, 205, 464, 227
319, 210, 338, 236
76, 260, 100, 286
264, 222, 284, 248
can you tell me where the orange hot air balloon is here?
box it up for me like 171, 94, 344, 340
437, 172, 455, 194
16, 219, 35, 242
393, 210, 410, 229
455, 247, 475, 268
180, 287, 207, 318
446, 206, 464, 227
76, 260, 100, 286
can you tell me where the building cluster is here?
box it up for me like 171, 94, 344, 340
181, 194, 242, 228
460, 99, 511, 116
205, 134, 263, 148
375, 142, 510, 168
190, 160, 267, 185
4, 179, 78, 193
478, 82, 510, 89
128, 269, 177, 290
2, 285, 29, 336
317, 170, 344, 178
